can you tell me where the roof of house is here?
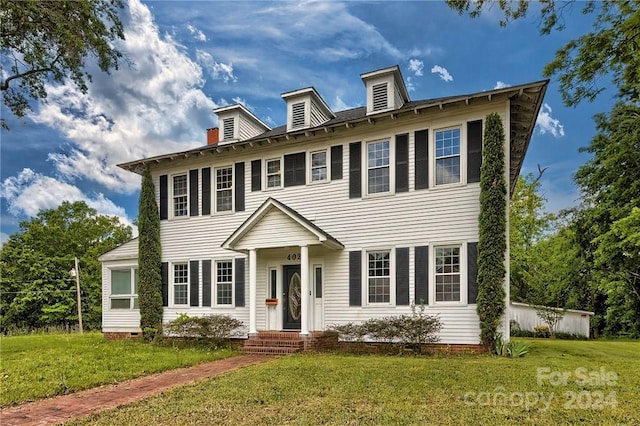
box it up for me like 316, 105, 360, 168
119, 79, 548, 192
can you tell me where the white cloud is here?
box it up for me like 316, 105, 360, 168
494, 81, 510, 89
408, 59, 424, 77
187, 24, 207, 41
406, 76, 415, 92
536, 103, 565, 138
431, 65, 453, 82
0, 232, 8, 248
1, 169, 133, 228
331, 95, 359, 112
195, 49, 237, 82
29, 0, 217, 194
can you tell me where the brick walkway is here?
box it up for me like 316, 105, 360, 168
1, 354, 272, 426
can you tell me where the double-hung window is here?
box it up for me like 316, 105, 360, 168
367, 251, 390, 303
435, 128, 461, 185
367, 140, 390, 194
310, 150, 328, 182
435, 246, 461, 302
173, 263, 188, 305
266, 158, 282, 189
215, 166, 233, 212
173, 174, 188, 217
110, 268, 138, 309
216, 260, 233, 305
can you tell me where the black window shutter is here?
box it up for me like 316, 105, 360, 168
201, 168, 211, 215
251, 159, 261, 192
235, 258, 245, 307
331, 145, 343, 180
202, 260, 211, 307
161, 262, 168, 306
415, 246, 429, 305
468, 242, 478, 304
415, 130, 429, 190
189, 169, 199, 216
284, 152, 306, 187
349, 142, 361, 198
235, 162, 245, 212
467, 120, 483, 183
395, 134, 409, 193
349, 250, 362, 306
190, 260, 199, 307
159, 175, 168, 220
396, 247, 409, 305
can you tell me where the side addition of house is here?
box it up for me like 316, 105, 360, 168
100, 65, 547, 347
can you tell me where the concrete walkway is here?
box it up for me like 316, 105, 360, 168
1, 354, 272, 426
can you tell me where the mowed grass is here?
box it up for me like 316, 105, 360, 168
69, 339, 640, 426
0, 332, 233, 407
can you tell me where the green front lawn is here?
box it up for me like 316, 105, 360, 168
0, 332, 233, 407
70, 339, 639, 425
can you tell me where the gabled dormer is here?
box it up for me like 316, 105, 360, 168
281, 87, 335, 132
213, 104, 271, 145
361, 65, 410, 115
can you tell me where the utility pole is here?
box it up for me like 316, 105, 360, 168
73, 257, 83, 333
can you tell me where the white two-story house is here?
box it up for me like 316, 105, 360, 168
100, 65, 547, 348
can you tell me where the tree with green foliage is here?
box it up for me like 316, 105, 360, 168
446, 0, 640, 105
477, 113, 507, 349
509, 173, 554, 302
0, 0, 125, 127
138, 167, 163, 341
0, 201, 132, 331
575, 102, 640, 337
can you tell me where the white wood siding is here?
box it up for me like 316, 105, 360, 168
310, 101, 328, 127
509, 302, 592, 337
239, 116, 263, 141
102, 259, 140, 333
106, 100, 510, 344
236, 208, 319, 249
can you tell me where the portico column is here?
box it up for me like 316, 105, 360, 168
300, 245, 309, 336
249, 248, 257, 335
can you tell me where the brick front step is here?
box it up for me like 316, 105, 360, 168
241, 346, 302, 355
241, 331, 324, 355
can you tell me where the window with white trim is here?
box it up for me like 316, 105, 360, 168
173, 174, 188, 217
215, 166, 233, 212
435, 246, 461, 302
367, 251, 390, 303
173, 263, 188, 305
110, 268, 138, 309
310, 150, 328, 182
435, 128, 461, 185
367, 140, 390, 194
266, 158, 282, 189
215, 260, 233, 305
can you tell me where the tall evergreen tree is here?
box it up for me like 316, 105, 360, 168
138, 167, 163, 340
477, 113, 507, 349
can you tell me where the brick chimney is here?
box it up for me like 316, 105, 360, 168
207, 127, 219, 146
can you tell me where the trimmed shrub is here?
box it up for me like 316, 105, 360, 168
138, 167, 163, 342
534, 325, 551, 338
328, 304, 442, 354
163, 313, 244, 348
477, 113, 508, 350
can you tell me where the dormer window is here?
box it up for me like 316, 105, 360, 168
282, 87, 335, 132
291, 102, 306, 129
361, 66, 410, 115
213, 104, 271, 145
222, 118, 235, 141
372, 83, 388, 112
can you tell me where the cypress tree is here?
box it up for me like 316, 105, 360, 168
138, 167, 163, 341
477, 113, 507, 350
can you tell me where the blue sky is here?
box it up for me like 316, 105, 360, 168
0, 0, 615, 243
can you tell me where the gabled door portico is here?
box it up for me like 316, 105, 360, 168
222, 198, 343, 336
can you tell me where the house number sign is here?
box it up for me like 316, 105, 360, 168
287, 253, 301, 261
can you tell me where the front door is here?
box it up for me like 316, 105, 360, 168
283, 265, 302, 330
